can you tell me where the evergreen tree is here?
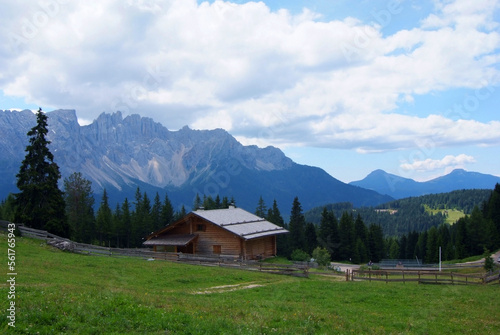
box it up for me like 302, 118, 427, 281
221, 196, 230, 208
368, 224, 384, 262
484, 184, 500, 249
266, 199, 287, 257
304, 222, 317, 255
96, 189, 112, 246
174, 205, 187, 221
160, 193, 174, 227
318, 208, 339, 259
0, 194, 17, 222
63, 172, 95, 243
426, 226, 439, 263
15, 108, 68, 237
193, 193, 202, 210
129, 188, 145, 247
112, 203, 122, 247
121, 198, 132, 248
267, 200, 284, 227
255, 196, 267, 218
452, 217, 468, 259
151, 192, 162, 231
388, 238, 400, 259
288, 197, 306, 256
338, 211, 354, 261
467, 206, 486, 255
141, 191, 153, 236
406, 231, 419, 260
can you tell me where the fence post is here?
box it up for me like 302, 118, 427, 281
369, 268, 371, 282
402, 270, 405, 284
346, 269, 349, 281
418, 271, 421, 284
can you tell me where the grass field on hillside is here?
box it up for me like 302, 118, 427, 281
424, 205, 466, 224
1, 234, 499, 334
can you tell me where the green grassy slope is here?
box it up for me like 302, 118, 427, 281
1, 234, 499, 334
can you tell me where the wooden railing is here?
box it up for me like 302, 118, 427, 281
348, 268, 499, 285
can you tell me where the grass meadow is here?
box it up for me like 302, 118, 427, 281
1, 233, 499, 334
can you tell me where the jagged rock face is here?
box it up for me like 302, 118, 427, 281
1, 109, 393, 211
0, 109, 293, 191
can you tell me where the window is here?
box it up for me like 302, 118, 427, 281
213, 245, 221, 254
197, 224, 206, 232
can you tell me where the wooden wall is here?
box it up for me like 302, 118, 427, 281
160, 216, 278, 259
167, 216, 242, 257
244, 236, 276, 259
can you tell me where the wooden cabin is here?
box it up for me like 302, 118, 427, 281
143, 206, 288, 260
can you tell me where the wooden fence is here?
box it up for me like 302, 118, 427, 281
0, 221, 308, 277
348, 268, 499, 285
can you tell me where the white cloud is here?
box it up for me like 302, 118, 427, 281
0, 0, 499, 153
400, 154, 476, 172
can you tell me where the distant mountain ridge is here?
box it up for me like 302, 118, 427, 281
349, 169, 500, 199
0, 109, 392, 212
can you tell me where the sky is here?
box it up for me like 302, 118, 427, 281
1, 0, 499, 183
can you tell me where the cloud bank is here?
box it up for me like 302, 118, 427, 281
1, 0, 499, 153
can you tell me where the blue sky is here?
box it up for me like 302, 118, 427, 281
1, 0, 499, 183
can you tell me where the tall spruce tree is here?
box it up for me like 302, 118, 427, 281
15, 108, 68, 237
255, 196, 267, 218
63, 172, 95, 243
96, 189, 112, 246
288, 197, 306, 256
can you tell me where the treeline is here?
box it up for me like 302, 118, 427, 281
256, 197, 385, 264
387, 184, 500, 263
378, 189, 492, 214
304, 189, 491, 237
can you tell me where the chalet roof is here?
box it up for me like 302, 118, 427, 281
193, 207, 288, 240
143, 234, 197, 246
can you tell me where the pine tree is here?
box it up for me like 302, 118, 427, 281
15, 108, 68, 237
160, 193, 174, 227
121, 198, 132, 248
288, 197, 306, 256
255, 196, 267, 218
266, 199, 287, 257
0, 194, 17, 222
318, 208, 339, 259
304, 222, 318, 255
63, 172, 95, 243
338, 211, 354, 261
112, 203, 122, 247
368, 224, 384, 262
193, 193, 202, 210
96, 189, 112, 246
151, 192, 162, 231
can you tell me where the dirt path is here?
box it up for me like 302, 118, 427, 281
191, 282, 265, 295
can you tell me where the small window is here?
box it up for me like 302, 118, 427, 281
213, 245, 221, 254
197, 224, 206, 232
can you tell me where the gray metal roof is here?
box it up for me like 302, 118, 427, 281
193, 207, 288, 240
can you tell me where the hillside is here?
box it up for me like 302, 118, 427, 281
0, 109, 392, 212
350, 169, 500, 199
304, 189, 494, 236
1, 233, 499, 333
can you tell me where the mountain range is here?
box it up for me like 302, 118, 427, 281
1, 109, 498, 214
0, 109, 392, 213
350, 169, 500, 199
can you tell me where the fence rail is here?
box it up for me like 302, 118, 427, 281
0, 221, 308, 277
348, 268, 499, 285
